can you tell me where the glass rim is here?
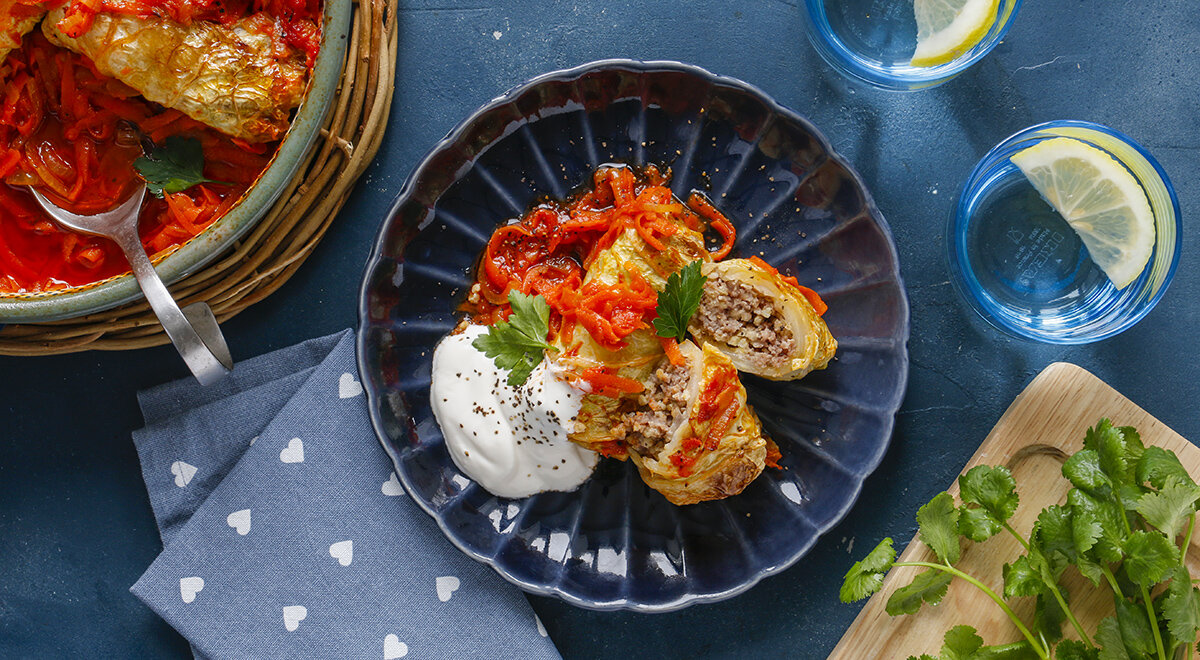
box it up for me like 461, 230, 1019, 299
801, 0, 1024, 91
948, 119, 1182, 344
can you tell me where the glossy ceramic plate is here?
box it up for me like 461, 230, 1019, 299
357, 60, 909, 611
0, 0, 351, 323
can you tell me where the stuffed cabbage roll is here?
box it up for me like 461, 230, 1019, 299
0, 1, 45, 65
561, 221, 709, 458
616, 340, 766, 505
43, 8, 308, 142
689, 258, 836, 381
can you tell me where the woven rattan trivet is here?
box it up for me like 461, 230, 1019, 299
0, 0, 398, 355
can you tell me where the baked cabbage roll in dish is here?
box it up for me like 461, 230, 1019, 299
0, 1, 45, 65
42, 8, 308, 142
689, 258, 836, 381
616, 340, 767, 506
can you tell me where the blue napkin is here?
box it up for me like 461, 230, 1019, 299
130, 329, 561, 659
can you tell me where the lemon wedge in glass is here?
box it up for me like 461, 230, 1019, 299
1010, 137, 1155, 290
911, 0, 1000, 67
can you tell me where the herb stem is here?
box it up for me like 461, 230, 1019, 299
895, 561, 1050, 660
1000, 521, 1092, 648
1101, 565, 1125, 600
1140, 583, 1168, 660
1182, 513, 1196, 566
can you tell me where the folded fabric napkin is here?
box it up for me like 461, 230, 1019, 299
130, 329, 561, 659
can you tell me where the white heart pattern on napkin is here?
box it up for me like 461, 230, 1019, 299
338, 372, 363, 399
170, 461, 197, 488
282, 605, 307, 632
226, 509, 251, 535
329, 540, 353, 566
381, 472, 405, 496
280, 438, 304, 463
179, 577, 204, 604
435, 576, 460, 602
384, 634, 409, 659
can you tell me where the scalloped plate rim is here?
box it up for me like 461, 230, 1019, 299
356, 58, 911, 612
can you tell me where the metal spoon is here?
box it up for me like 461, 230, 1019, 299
31, 187, 233, 385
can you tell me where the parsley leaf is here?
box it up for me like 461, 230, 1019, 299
839, 537, 895, 603
1085, 419, 1143, 488
1003, 555, 1043, 599
886, 568, 953, 616
917, 491, 961, 564
1163, 564, 1200, 646
1122, 530, 1179, 587
471, 291, 553, 387
1135, 478, 1200, 540
133, 136, 223, 197
652, 260, 706, 342
1063, 449, 1112, 497
1033, 591, 1066, 646
1052, 639, 1096, 660
1067, 488, 1125, 564
1094, 616, 1133, 660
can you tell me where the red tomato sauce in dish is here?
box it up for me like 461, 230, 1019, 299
0, 0, 321, 295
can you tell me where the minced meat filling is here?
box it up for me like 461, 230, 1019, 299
692, 277, 795, 369
613, 361, 690, 459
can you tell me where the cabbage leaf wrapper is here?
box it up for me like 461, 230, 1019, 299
560, 218, 709, 459
689, 258, 836, 381
0, 1, 45, 65
622, 340, 766, 505
43, 8, 308, 143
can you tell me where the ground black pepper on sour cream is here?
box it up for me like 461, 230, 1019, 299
429, 325, 599, 498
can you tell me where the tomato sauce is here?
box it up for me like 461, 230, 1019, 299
0, 2, 309, 294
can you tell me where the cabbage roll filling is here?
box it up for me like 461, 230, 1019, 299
615, 359, 690, 459
692, 277, 796, 371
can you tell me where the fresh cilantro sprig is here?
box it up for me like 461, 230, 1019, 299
472, 291, 553, 387
840, 419, 1200, 660
134, 135, 225, 197
652, 260, 706, 342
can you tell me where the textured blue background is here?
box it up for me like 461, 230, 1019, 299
1, 1, 1197, 657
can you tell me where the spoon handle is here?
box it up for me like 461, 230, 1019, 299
112, 224, 233, 385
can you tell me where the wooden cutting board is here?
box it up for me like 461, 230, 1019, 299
829, 362, 1199, 659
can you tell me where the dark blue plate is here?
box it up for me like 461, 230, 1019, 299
356, 59, 909, 612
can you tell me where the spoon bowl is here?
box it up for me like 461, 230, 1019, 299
30, 186, 234, 385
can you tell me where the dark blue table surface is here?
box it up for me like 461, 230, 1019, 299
2, 1, 1197, 657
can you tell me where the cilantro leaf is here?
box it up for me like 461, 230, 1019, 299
1134, 478, 1200, 540
886, 568, 953, 616
1112, 597, 1156, 657
1085, 419, 1143, 488
959, 465, 1019, 527
918, 491, 961, 564
1063, 449, 1112, 497
1094, 616, 1133, 660
839, 537, 896, 603
1138, 446, 1196, 490
1067, 489, 1125, 564
1121, 530, 1179, 588
133, 136, 223, 197
975, 642, 1042, 660
1003, 554, 1043, 599
1163, 565, 1200, 647
1053, 639, 1097, 660
471, 291, 553, 387
652, 260, 706, 342
940, 625, 983, 660
1033, 591, 1066, 646
959, 506, 1003, 542
1034, 505, 1077, 564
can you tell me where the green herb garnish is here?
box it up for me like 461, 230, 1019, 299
134, 135, 223, 197
472, 291, 553, 387
842, 419, 1200, 660
652, 260, 706, 342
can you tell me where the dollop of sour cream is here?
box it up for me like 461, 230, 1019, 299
430, 325, 598, 498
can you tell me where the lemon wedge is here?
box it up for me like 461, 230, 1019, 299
1010, 137, 1155, 290
911, 0, 1000, 67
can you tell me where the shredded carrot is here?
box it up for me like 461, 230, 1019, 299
659, 336, 685, 367
687, 191, 736, 259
